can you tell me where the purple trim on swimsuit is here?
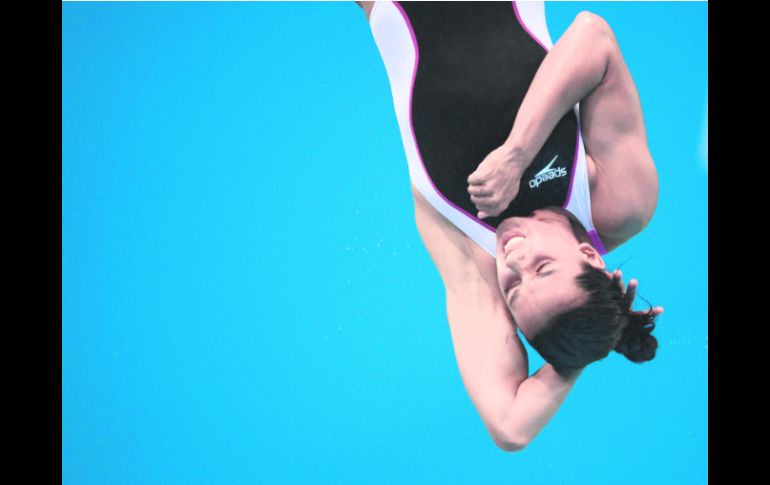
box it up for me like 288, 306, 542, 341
587, 230, 608, 255
566, 101, 608, 254
393, 1, 496, 233
512, 1, 549, 52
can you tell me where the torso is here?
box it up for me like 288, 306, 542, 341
362, 1, 657, 272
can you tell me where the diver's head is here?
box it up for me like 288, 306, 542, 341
495, 206, 659, 370
495, 206, 602, 336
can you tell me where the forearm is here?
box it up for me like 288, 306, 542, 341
501, 364, 584, 449
504, 12, 612, 165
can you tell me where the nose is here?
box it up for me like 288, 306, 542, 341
504, 251, 525, 272
504, 240, 530, 273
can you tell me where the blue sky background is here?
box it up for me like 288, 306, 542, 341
63, 2, 707, 483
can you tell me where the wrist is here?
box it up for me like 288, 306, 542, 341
501, 140, 533, 168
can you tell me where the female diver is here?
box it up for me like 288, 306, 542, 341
356, 1, 663, 451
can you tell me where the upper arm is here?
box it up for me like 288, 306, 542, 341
589, 136, 659, 245
411, 182, 529, 389
572, 11, 649, 152
411, 184, 480, 291
410, 185, 532, 442
443, 280, 530, 449
574, 13, 659, 241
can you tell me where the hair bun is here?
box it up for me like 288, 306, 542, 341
614, 309, 659, 363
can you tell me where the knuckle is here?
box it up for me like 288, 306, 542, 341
576, 11, 612, 37
576, 10, 601, 26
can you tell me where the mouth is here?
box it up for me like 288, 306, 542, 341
500, 231, 526, 255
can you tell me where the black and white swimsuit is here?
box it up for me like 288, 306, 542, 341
368, 1, 608, 257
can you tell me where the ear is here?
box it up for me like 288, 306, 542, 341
578, 242, 606, 271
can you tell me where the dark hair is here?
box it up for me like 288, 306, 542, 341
528, 262, 660, 371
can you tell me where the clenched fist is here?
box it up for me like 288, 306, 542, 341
467, 144, 530, 219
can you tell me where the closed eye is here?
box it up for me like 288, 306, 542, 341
536, 262, 557, 279
506, 280, 521, 301
507, 261, 554, 303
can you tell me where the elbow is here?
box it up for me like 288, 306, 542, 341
494, 434, 530, 453
490, 426, 531, 453
497, 437, 529, 453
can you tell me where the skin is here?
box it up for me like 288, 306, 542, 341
495, 207, 606, 338
467, 9, 659, 250
356, 3, 662, 451
355, 1, 375, 18
496, 207, 663, 347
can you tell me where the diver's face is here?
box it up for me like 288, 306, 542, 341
495, 207, 605, 337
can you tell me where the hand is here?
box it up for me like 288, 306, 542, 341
467, 144, 529, 219
611, 269, 664, 317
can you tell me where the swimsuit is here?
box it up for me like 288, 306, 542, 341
368, 1, 608, 257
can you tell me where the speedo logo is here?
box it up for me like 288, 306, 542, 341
528, 155, 567, 189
